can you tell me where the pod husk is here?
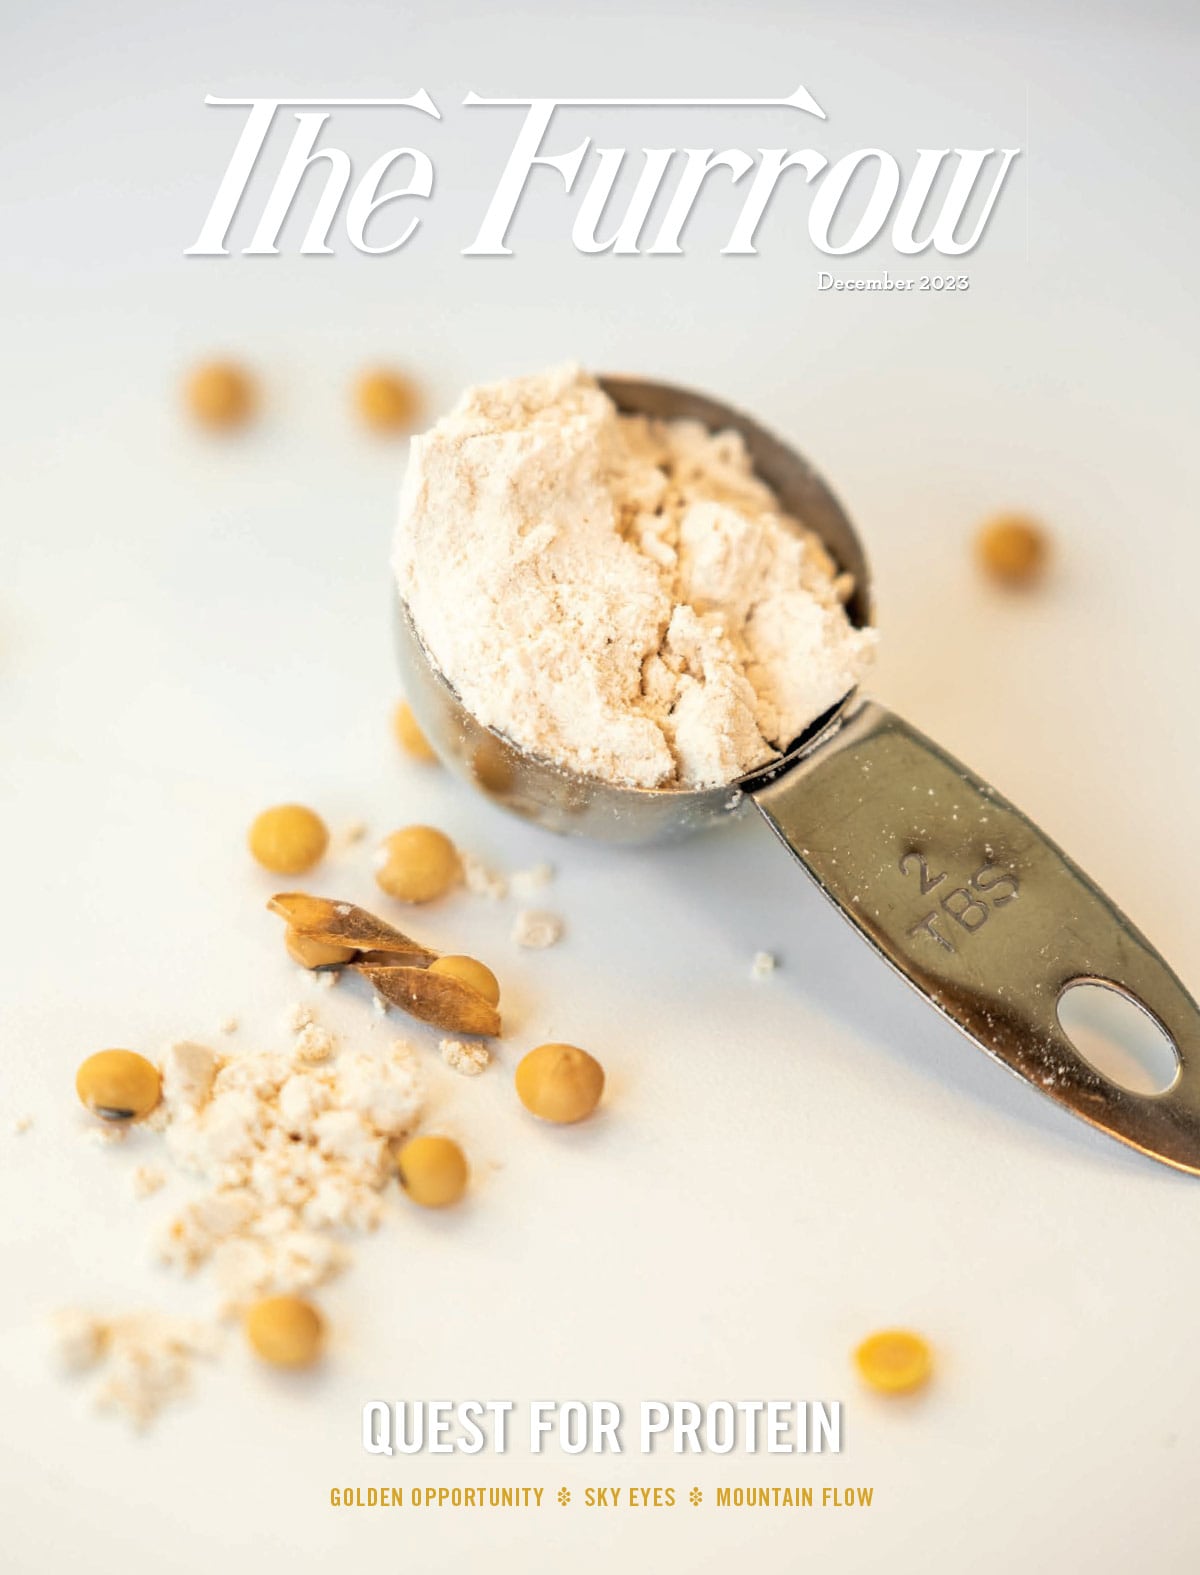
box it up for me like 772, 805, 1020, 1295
268, 893, 437, 966
355, 963, 501, 1037
355, 947, 435, 967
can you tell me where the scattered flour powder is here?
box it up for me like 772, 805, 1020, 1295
57, 1018, 424, 1425
394, 364, 876, 790
52, 1309, 217, 1430
157, 1028, 423, 1311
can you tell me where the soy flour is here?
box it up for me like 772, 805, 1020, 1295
394, 364, 876, 790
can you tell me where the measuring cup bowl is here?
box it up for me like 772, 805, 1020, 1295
395, 596, 854, 844
393, 374, 1200, 1176
394, 375, 870, 844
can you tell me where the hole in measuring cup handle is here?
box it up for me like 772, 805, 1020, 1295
1056, 978, 1180, 1098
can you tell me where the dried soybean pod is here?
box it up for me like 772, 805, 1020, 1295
268, 894, 437, 966
356, 963, 501, 1037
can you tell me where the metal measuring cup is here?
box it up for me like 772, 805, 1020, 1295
395, 375, 1200, 1176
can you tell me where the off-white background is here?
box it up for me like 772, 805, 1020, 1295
3, 1, 1199, 1570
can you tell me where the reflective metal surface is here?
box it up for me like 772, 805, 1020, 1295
756, 700, 1200, 1173
395, 374, 1200, 1175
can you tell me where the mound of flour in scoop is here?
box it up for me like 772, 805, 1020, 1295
394, 365, 876, 790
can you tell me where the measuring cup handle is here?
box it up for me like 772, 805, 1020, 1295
750, 698, 1200, 1174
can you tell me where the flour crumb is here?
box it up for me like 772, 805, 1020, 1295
85, 1123, 128, 1147
372, 994, 389, 1016
440, 1038, 490, 1076
293, 1021, 336, 1066
511, 861, 555, 898
13, 1113, 33, 1135
162, 1041, 221, 1115
143, 1103, 170, 1132
343, 820, 367, 845
462, 852, 508, 900
55, 1310, 217, 1428
287, 1004, 337, 1060
131, 1165, 167, 1200
152, 1033, 423, 1313
513, 909, 563, 949
218, 1016, 239, 1036
61, 1006, 432, 1420
751, 951, 777, 979
52, 1308, 109, 1372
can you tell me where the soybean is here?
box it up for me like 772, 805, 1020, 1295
853, 1329, 932, 1395
285, 927, 356, 970
185, 361, 256, 429
245, 1295, 325, 1368
76, 1050, 161, 1122
249, 804, 329, 875
428, 955, 500, 1007
392, 701, 438, 764
515, 1043, 604, 1124
976, 514, 1049, 588
396, 1135, 469, 1208
375, 826, 461, 904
